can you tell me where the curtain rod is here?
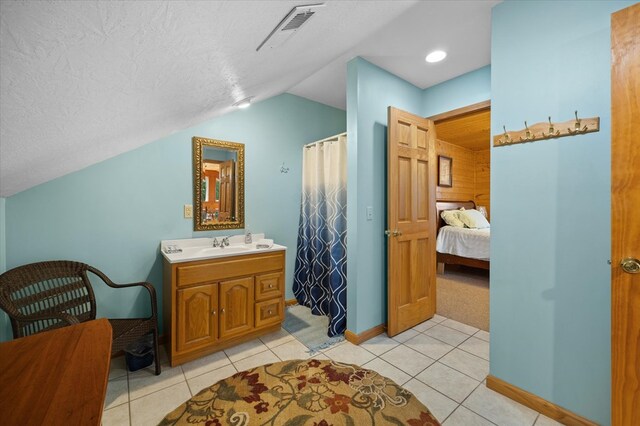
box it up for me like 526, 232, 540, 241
304, 132, 347, 147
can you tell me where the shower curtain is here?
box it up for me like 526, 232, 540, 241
293, 134, 347, 337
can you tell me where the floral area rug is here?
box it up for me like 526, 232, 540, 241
160, 359, 440, 426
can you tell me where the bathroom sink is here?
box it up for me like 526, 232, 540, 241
160, 234, 286, 263
195, 245, 251, 256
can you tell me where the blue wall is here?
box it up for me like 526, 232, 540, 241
346, 58, 423, 333
490, 1, 633, 424
3, 93, 345, 340
0, 197, 6, 342
422, 65, 491, 117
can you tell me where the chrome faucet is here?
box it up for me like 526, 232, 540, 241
221, 236, 230, 248
212, 237, 220, 248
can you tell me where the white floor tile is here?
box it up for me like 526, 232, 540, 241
463, 385, 538, 426
187, 364, 237, 396
324, 341, 375, 365
259, 328, 295, 349
362, 357, 411, 385
233, 350, 280, 372
130, 381, 191, 426
403, 378, 458, 423
109, 356, 128, 380
413, 319, 440, 332
104, 376, 128, 409
534, 414, 563, 426
439, 348, 489, 381
459, 336, 490, 361
415, 362, 480, 403
224, 339, 269, 363
180, 350, 231, 379
360, 333, 399, 356
128, 363, 186, 400
432, 314, 447, 323
474, 330, 491, 342
441, 319, 479, 335
391, 328, 420, 343
271, 339, 312, 361
424, 324, 471, 346
309, 353, 331, 361
380, 344, 435, 376
405, 333, 455, 360
443, 406, 494, 426
102, 403, 130, 426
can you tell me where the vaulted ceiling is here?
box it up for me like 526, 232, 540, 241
0, 0, 498, 197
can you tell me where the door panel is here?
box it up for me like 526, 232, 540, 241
177, 283, 217, 353
387, 107, 437, 336
219, 277, 254, 339
611, 3, 640, 425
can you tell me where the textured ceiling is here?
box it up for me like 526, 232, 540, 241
0, 0, 498, 197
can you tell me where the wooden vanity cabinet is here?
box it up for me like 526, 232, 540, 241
163, 250, 285, 366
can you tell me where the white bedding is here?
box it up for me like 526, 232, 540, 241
436, 226, 490, 261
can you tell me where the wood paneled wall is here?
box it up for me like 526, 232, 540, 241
474, 149, 490, 218
435, 139, 491, 219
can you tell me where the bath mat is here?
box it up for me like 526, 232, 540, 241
282, 304, 344, 354
159, 359, 440, 426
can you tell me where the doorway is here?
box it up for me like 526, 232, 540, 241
431, 101, 491, 332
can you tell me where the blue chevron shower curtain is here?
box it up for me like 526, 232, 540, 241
293, 134, 347, 337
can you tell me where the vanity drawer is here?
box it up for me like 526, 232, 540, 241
255, 272, 283, 301
176, 252, 284, 287
255, 298, 283, 328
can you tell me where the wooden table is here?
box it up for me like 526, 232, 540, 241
0, 319, 112, 425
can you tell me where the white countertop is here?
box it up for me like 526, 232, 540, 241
160, 233, 286, 264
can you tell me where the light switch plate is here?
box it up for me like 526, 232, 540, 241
184, 204, 193, 218
366, 206, 373, 221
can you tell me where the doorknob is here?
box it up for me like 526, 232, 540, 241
385, 229, 392, 237
393, 229, 402, 237
620, 258, 640, 274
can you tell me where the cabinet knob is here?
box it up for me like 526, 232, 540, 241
211, 309, 216, 315
268, 310, 273, 315
269, 284, 273, 288
220, 308, 225, 314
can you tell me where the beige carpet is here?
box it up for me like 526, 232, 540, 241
436, 266, 490, 331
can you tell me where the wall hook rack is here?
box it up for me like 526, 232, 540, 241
280, 162, 290, 174
494, 111, 599, 147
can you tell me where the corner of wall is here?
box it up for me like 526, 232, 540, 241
422, 65, 491, 118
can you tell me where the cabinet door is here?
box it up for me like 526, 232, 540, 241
219, 277, 254, 340
177, 283, 218, 353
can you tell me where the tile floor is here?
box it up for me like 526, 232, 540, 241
102, 314, 562, 426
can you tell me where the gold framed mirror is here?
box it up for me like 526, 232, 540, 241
193, 136, 245, 231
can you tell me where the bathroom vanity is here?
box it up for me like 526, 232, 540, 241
161, 236, 286, 366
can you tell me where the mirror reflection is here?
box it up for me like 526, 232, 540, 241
193, 137, 244, 230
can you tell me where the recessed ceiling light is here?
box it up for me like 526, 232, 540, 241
233, 97, 253, 109
425, 50, 447, 63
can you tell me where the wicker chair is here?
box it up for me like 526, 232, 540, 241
0, 260, 161, 375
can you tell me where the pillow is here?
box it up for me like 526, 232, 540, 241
441, 210, 465, 227
458, 209, 490, 229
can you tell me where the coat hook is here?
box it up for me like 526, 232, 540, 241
568, 110, 588, 134
280, 162, 290, 174
543, 116, 560, 138
520, 121, 533, 141
500, 125, 511, 145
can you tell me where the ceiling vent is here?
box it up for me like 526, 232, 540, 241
256, 3, 325, 51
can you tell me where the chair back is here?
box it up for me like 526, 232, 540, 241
0, 261, 97, 338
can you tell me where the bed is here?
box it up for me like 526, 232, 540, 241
436, 200, 490, 270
